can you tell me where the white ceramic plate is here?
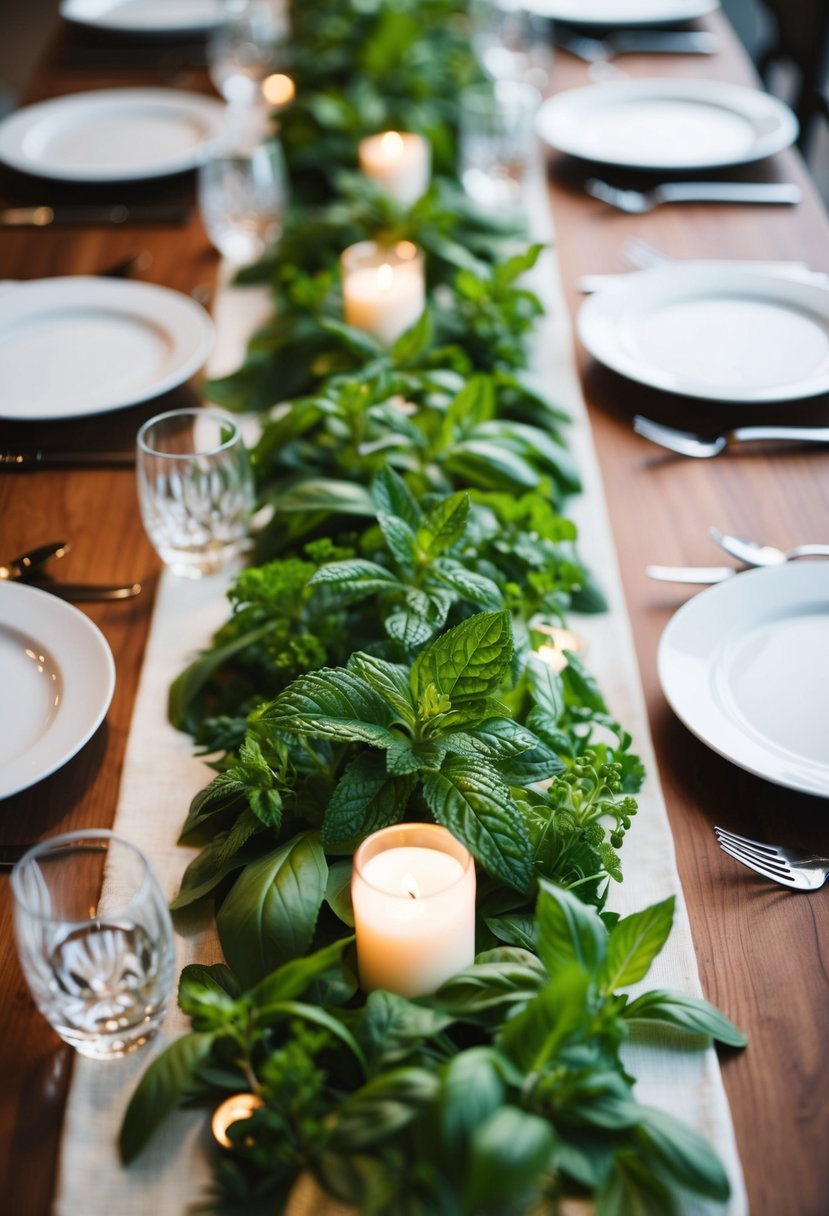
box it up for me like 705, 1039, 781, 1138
535, 79, 797, 171
0, 276, 214, 421
61, 0, 223, 35
577, 263, 829, 403
0, 88, 225, 182
658, 565, 829, 798
0, 584, 115, 799
525, 0, 719, 25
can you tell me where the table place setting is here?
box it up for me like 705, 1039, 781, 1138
4, 1, 829, 1213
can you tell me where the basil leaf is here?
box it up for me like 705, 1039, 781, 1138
622, 989, 748, 1047
634, 1106, 730, 1201
251, 936, 354, 1007
464, 1105, 556, 1214
168, 623, 271, 732
217, 833, 328, 986
599, 1153, 676, 1216
439, 1047, 505, 1160
357, 990, 454, 1068
601, 897, 674, 992
535, 879, 608, 978
119, 1032, 215, 1164
371, 464, 422, 530
170, 834, 258, 910
328, 1068, 440, 1151
423, 757, 533, 892
255, 1000, 368, 1072
324, 858, 354, 926
496, 969, 591, 1074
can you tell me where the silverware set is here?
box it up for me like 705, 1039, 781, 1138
646, 526, 829, 584
1, 540, 142, 602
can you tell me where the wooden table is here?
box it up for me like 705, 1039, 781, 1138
1, 9, 828, 1214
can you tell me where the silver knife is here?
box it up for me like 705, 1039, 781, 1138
34, 581, 143, 602
0, 203, 192, 227
646, 565, 738, 584
1, 450, 135, 469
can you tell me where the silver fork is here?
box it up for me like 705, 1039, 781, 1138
715, 827, 829, 891
557, 29, 718, 62
586, 178, 802, 214
633, 415, 829, 457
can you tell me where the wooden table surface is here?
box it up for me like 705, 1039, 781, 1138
1, 9, 828, 1215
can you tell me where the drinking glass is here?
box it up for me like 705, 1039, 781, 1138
459, 80, 541, 209
198, 137, 289, 264
11, 831, 176, 1059
136, 407, 255, 579
469, 0, 552, 90
208, 0, 290, 105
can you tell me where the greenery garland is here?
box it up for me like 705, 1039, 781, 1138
120, 3, 746, 1212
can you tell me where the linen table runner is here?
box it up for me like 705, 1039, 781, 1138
55, 181, 748, 1216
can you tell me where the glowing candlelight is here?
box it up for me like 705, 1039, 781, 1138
341, 239, 426, 346
358, 130, 431, 207
351, 824, 476, 998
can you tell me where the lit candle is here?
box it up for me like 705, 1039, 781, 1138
358, 131, 431, 207
534, 624, 586, 674
351, 824, 476, 998
341, 239, 426, 346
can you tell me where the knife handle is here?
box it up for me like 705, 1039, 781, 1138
0, 451, 135, 469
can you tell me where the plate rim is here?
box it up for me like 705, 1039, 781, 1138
0, 87, 226, 182
59, 0, 223, 35
657, 564, 829, 798
576, 263, 829, 404
525, 0, 719, 25
0, 583, 116, 799
0, 274, 215, 421
535, 77, 798, 170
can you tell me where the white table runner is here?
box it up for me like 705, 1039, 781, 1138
55, 187, 748, 1215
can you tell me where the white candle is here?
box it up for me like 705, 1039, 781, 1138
341, 240, 425, 346
358, 131, 431, 207
352, 824, 476, 998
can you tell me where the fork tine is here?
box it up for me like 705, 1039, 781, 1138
717, 839, 793, 875
716, 840, 801, 888
714, 827, 784, 859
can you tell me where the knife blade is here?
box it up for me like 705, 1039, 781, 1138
34, 581, 143, 602
0, 202, 192, 227
1, 450, 135, 469
646, 565, 738, 584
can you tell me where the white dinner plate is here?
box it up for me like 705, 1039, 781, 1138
0, 88, 225, 182
0, 277, 214, 421
525, 0, 719, 25
0, 584, 115, 799
61, 0, 223, 35
535, 79, 797, 171
577, 263, 829, 403
658, 565, 829, 798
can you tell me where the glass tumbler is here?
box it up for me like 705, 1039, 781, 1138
11, 830, 176, 1059
207, 0, 290, 105
459, 79, 541, 209
198, 137, 289, 264
469, 0, 552, 90
136, 407, 255, 579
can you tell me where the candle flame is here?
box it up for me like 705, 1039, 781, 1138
536, 643, 568, 674
402, 872, 420, 900
396, 240, 418, 261
261, 73, 295, 107
376, 262, 394, 291
381, 130, 404, 159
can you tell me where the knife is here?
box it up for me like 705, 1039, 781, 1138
646, 565, 738, 584
33, 580, 143, 602
0, 202, 192, 228
1, 450, 135, 469
0, 540, 69, 580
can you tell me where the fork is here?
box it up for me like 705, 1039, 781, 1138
557, 28, 718, 62
586, 179, 802, 214
633, 415, 829, 457
714, 827, 829, 891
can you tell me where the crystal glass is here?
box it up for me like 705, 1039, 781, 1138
208, 0, 290, 105
459, 79, 541, 209
136, 407, 255, 579
469, 0, 552, 90
198, 136, 289, 264
11, 830, 176, 1059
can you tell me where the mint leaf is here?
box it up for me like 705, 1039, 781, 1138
423, 756, 533, 892
347, 653, 416, 727
321, 752, 416, 848
371, 464, 421, 530
308, 558, 401, 604
418, 491, 469, 557
262, 667, 401, 745
412, 609, 513, 705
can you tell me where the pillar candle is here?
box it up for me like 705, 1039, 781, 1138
341, 239, 425, 346
358, 131, 431, 207
351, 824, 476, 998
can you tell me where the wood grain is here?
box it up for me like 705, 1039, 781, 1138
1, 9, 828, 1214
